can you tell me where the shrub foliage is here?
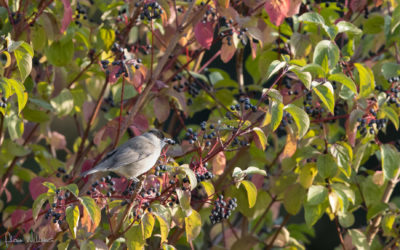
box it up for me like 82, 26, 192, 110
0, 0, 400, 249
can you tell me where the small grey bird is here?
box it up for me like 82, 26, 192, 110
81, 129, 168, 181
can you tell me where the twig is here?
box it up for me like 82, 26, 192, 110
266, 214, 291, 250
250, 195, 277, 234
113, 78, 126, 149
366, 176, 400, 244
334, 216, 346, 250
236, 48, 244, 93
74, 77, 109, 169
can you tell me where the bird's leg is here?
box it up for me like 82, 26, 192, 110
128, 176, 145, 194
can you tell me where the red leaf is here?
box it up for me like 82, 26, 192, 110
81, 160, 95, 181
108, 66, 121, 84
287, 0, 302, 17
29, 177, 49, 200
212, 152, 226, 175
252, 174, 265, 189
60, 0, 73, 33
349, 0, 367, 12
194, 21, 214, 49
11, 209, 33, 232
264, 0, 290, 26
154, 96, 170, 123
49, 131, 66, 150
112, 177, 129, 192
220, 41, 236, 63
132, 114, 149, 132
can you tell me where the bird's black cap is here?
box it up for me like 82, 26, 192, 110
148, 129, 164, 140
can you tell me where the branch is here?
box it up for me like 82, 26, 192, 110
236, 48, 244, 93
366, 176, 400, 244
334, 216, 346, 250
266, 213, 291, 250
73, 77, 109, 171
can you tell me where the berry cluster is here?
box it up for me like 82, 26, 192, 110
356, 110, 388, 135
209, 195, 237, 224
86, 175, 116, 197
139, 1, 163, 21
154, 164, 168, 177
201, 7, 217, 24
196, 171, 213, 182
45, 189, 71, 225
185, 128, 199, 145
280, 112, 294, 127
116, 8, 127, 23
229, 97, 258, 113
56, 167, 71, 181
231, 137, 249, 147
0, 97, 7, 108
74, 3, 88, 27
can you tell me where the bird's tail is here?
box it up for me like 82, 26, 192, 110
80, 168, 100, 177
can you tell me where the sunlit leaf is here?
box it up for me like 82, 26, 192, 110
66, 205, 79, 239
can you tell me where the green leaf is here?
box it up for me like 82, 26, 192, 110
78, 196, 101, 226
4, 78, 27, 113
312, 81, 335, 114
381, 62, 400, 79
366, 202, 388, 221
381, 106, 399, 130
242, 166, 267, 176
299, 12, 325, 25
45, 39, 74, 67
100, 28, 116, 50
66, 205, 79, 239
42, 182, 57, 194
155, 214, 169, 243
354, 63, 375, 98
313, 40, 340, 70
22, 106, 49, 123
317, 154, 338, 179
201, 181, 215, 198
338, 211, 355, 228
125, 224, 145, 250
304, 202, 327, 226
364, 15, 384, 34
185, 209, 201, 243
289, 66, 312, 89
337, 21, 362, 37
307, 185, 328, 206
32, 193, 49, 221
6, 112, 24, 140
14, 45, 33, 81
284, 183, 306, 215
142, 212, 155, 239
302, 64, 325, 78
329, 142, 353, 177
176, 189, 191, 216
240, 180, 257, 208
348, 229, 369, 250
178, 164, 197, 190
61, 184, 79, 197
284, 104, 310, 138
380, 144, 400, 180
266, 60, 286, 80
263, 100, 283, 131
50, 89, 74, 116
328, 73, 357, 95
252, 127, 267, 150
299, 163, 317, 188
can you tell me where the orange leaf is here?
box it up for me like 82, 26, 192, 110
279, 129, 297, 161
81, 206, 96, 233
212, 151, 226, 175
264, 0, 290, 26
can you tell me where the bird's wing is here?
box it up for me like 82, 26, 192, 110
104, 137, 156, 170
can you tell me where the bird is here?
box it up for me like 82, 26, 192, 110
80, 129, 169, 182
